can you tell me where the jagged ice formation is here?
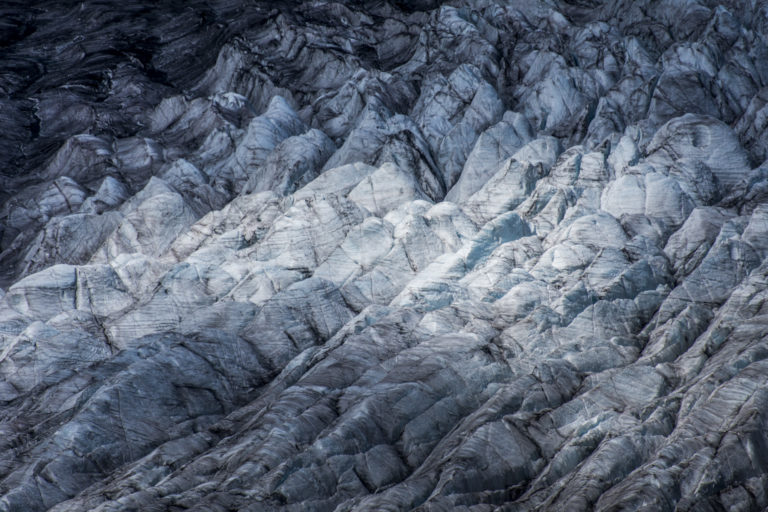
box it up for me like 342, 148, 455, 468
2, 0, 768, 510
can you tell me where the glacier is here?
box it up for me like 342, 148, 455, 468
1, 1, 768, 510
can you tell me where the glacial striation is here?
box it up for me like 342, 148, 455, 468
2, 0, 768, 511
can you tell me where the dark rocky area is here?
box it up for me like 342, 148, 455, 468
2, 0, 768, 510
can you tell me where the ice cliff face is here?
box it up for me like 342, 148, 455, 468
2, 1, 768, 510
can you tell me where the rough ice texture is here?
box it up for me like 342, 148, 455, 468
1, 1, 768, 511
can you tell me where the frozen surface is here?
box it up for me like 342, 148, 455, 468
2, 1, 768, 511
